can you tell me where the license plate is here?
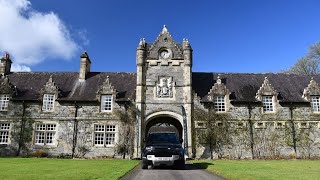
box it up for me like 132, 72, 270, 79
156, 157, 170, 161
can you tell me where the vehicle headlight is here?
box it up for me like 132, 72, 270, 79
145, 146, 153, 151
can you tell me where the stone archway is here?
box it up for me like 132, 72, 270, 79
144, 111, 184, 140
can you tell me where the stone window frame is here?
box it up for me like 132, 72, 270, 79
42, 94, 55, 112
96, 76, 117, 113
302, 78, 320, 113
236, 121, 246, 129
100, 95, 113, 113
254, 121, 266, 129
298, 122, 309, 129
93, 124, 117, 147
274, 121, 286, 129
0, 122, 11, 144
256, 77, 278, 114
34, 123, 57, 146
310, 96, 320, 112
208, 75, 230, 113
195, 121, 206, 129
214, 95, 226, 112
39, 76, 59, 113
262, 96, 274, 112
0, 94, 10, 111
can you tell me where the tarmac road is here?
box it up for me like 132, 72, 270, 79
121, 162, 224, 180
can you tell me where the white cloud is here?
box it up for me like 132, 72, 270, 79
0, 0, 81, 71
11, 64, 31, 72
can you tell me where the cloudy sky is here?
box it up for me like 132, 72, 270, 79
1, 0, 320, 73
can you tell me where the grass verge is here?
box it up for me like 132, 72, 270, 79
0, 158, 139, 180
192, 159, 320, 180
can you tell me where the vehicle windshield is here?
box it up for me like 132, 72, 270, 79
146, 133, 180, 145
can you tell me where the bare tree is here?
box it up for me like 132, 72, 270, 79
287, 42, 320, 75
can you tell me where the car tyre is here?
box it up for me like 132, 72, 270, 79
141, 162, 148, 169
174, 160, 185, 170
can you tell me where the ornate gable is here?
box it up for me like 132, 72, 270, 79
208, 75, 230, 100
96, 76, 116, 100
256, 77, 278, 101
0, 76, 15, 95
147, 25, 183, 59
302, 77, 320, 101
39, 76, 60, 99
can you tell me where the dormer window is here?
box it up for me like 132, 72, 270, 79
0, 94, 9, 111
101, 95, 113, 112
262, 96, 274, 112
214, 96, 226, 112
311, 96, 320, 112
42, 94, 55, 112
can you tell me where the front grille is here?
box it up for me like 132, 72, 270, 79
153, 148, 177, 157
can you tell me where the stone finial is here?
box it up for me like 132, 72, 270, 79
183, 38, 190, 46
161, 25, 168, 34
302, 77, 320, 101
255, 77, 278, 101
217, 74, 222, 84
40, 76, 59, 99
96, 76, 116, 100
139, 38, 146, 47
208, 75, 230, 101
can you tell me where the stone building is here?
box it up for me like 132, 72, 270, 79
0, 26, 319, 159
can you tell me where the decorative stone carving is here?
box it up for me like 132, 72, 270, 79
208, 75, 230, 101
96, 76, 116, 101
0, 76, 15, 95
302, 77, 320, 101
147, 25, 183, 59
255, 77, 278, 101
40, 76, 59, 99
156, 77, 174, 98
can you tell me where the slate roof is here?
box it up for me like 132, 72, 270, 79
192, 72, 318, 103
1, 71, 318, 103
5, 72, 136, 102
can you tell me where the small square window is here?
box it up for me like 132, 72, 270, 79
101, 95, 113, 112
255, 122, 266, 129
214, 96, 225, 112
0, 95, 10, 111
299, 122, 308, 129
275, 122, 285, 129
262, 96, 273, 112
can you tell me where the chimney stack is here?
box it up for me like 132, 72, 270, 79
0, 52, 12, 76
79, 51, 91, 81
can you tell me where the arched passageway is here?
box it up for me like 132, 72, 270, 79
145, 116, 183, 140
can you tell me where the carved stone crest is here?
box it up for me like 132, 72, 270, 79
255, 77, 278, 101
302, 77, 320, 101
39, 76, 60, 99
156, 77, 173, 98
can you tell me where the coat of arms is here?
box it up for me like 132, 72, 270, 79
156, 77, 173, 98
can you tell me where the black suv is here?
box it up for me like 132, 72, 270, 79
141, 132, 185, 169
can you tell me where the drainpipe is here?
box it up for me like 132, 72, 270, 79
248, 102, 255, 159
16, 100, 26, 156
71, 101, 79, 158
289, 105, 297, 154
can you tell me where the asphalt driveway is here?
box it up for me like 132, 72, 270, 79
121, 162, 224, 180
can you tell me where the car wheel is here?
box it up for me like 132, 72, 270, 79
174, 160, 185, 170
141, 162, 148, 169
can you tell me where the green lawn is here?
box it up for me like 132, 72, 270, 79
0, 158, 139, 180
193, 160, 320, 180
